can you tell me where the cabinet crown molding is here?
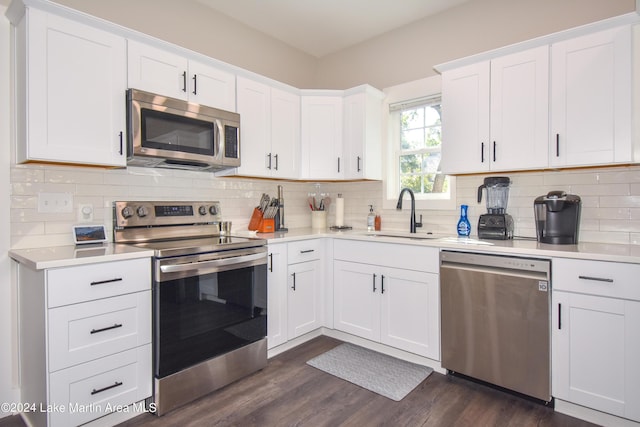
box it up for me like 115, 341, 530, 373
434, 12, 639, 73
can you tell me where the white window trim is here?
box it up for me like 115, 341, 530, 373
381, 75, 456, 211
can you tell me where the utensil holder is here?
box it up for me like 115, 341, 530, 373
311, 211, 327, 229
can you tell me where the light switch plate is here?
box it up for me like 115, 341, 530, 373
37, 192, 73, 213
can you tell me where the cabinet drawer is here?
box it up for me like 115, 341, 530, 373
334, 239, 439, 273
288, 239, 322, 264
47, 258, 151, 307
49, 344, 152, 427
48, 291, 151, 372
553, 258, 640, 301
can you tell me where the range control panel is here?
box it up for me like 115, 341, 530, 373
114, 201, 222, 228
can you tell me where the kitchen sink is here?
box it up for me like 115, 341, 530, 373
361, 233, 494, 245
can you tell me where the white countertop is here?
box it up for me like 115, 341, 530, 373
9, 244, 154, 270
245, 228, 640, 264
11, 228, 640, 269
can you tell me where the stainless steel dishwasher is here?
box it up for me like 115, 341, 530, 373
440, 251, 552, 402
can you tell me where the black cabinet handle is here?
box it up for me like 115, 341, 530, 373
556, 134, 560, 157
90, 278, 123, 286
90, 323, 123, 335
493, 141, 496, 162
337, 157, 341, 173
182, 71, 187, 92
481, 142, 485, 163
267, 153, 272, 170
357, 156, 361, 172
381, 275, 385, 294
192, 74, 197, 95
578, 275, 613, 283
91, 381, 123, 396
300, 249, 315, 254
268, 253, 273, 272
119, 131, 123, 155
274, 154, 279, 171
558, 303, 562, 330
291, 272, 296, 290
372, 273, 377, 292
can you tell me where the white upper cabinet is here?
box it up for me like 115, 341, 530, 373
12, 8, 127, 167
301, 94, 344, 180
440, 61, 491, 174
235, 77, 300, 179
127, 40, 236, 111
343, 86, 384, 180
550, 26, 632, 167
441, 46, 549, 174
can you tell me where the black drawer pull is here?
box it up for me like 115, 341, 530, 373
90, 323, 123, 334
578, 275, 613, 283
91, 381, 123, 396
90, 278, 123, 286
300, 249, 315, 254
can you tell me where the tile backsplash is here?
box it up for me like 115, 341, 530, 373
9, 163, 640, 248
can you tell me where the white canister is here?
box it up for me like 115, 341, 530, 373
311, 211, 327, 229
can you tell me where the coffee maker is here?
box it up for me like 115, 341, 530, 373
534, 191, 581, 244
477, 177, 514, 240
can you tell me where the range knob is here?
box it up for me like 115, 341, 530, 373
209, 205, 219, 216
121, 206, 134, 219
136, 206, 149, 217
198, 206, 208, 215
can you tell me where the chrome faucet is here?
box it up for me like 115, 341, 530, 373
396, 188, 422, 233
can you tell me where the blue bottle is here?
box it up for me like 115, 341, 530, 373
457, 204, 471, 237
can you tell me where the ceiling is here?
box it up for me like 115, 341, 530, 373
195, 0, 471, 58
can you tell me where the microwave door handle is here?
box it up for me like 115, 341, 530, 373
215, 119, 222, 160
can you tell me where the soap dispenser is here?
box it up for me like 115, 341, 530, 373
457, 204, 471, 237
367, 205, 375, 231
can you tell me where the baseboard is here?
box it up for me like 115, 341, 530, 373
554, 399, 640, 427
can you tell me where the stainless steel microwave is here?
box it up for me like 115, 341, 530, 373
126, 89, 240, 171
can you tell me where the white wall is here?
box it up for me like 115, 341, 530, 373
1, 4, 19, 418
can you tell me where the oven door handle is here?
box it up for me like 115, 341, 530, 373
159, 252, 265, 275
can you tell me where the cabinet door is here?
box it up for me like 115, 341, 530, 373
301, 95, 344, 179
235, 77, 271, 176
553, 291, 640, 421
267, 244, 288, 349
270, 88, 300, 179
380, 267, 440, 359
288, 260, 322, 338
343, 91, 382, 180
25, 10, 126, 166
550, 26, 632, 167
333, 261, 380, 341
440, 61, 491, 174
127, 40, 188, 100
188, 59, 236, 111
490, 46, 549, 171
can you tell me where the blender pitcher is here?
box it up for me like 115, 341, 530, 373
477, 177, 511, 214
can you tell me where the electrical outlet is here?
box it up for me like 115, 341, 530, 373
37, 192, 73, 213
78, 204, 94, 222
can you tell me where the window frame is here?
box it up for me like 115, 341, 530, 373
382, 75, 456, 211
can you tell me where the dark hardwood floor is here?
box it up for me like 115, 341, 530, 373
0, 336, 597, 427
118, 336, 596, 427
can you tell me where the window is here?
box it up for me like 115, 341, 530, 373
397, 99, 448, 195
382, 75, 455, 211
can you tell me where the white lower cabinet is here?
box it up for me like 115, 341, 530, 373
267, 239, 324, 348
17, 258, 152, 427
267, 243, 288, 349
552, 258, 640, 422
333, 240, 440, 360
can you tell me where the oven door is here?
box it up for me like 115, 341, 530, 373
153, 247, 267, 378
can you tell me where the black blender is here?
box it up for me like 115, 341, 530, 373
477, 177, 514, 240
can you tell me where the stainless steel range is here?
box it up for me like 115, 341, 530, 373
113, 201, 268, 416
